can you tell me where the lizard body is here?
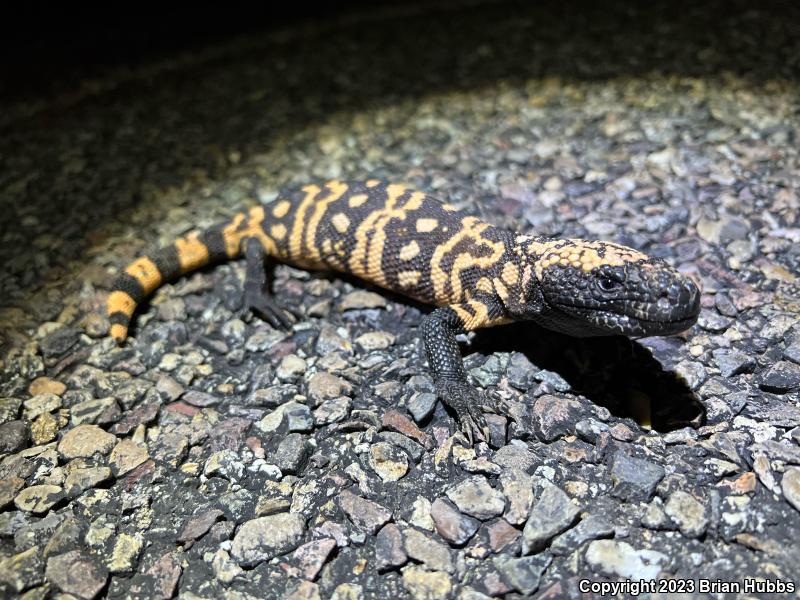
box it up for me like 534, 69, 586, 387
108, 180, 700, 439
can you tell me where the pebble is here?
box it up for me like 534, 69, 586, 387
712, 348, 756, 377
782, 468, 800, 513
23, 393, 62, 420
610, 451, 665, 501
550, 514, 615, 554
231, 512, 307, 567
45, 550, 108, 599
14, 485, 65, 514
39, 326, 80, 358
0, 477, 25, 509
64, 466, 112, 497
204, 449, 245, 480
58, 424, 117, 459
521, 481, 580, 554
446, 476, 506, 520
277, 354, 308, 380
406, 392, 437, 423
314, 396, 352, 425
108, 532, 143, 572
293, 538, 337, 580
355, 331, 395, 351
177, 508, 224, 542
429, 498, 480, 545
28, 377, 66, 396
585, 539, 668, 580
499, 469, 534, 525
487, 519, 521, 552
308, 372, 353, 402
532, 396, 585, 441
0, 420, 29, 453
340, 291, 387, 310
403, 528, 453, 573
759, 360, 800, 392
382, 409, 432, 448
492, 554, 551, 595
401, 565, 452, 600
368, 442, 409, 481
71, 397, 118, 426
274, 433, 311, 475
376, 523, 407, 572
339, 489, 392, 534
0, 545, 44, 592
108, 439, 149, 476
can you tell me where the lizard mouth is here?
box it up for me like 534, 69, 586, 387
556, 304, 699, 336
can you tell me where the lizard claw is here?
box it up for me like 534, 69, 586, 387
243, 293, 297, 331
436, 379, 492, 445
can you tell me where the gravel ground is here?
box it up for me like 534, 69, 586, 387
2, 1, 800, 598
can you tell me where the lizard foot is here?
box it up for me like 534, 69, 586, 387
243, 293, 297, 331
435, 379, 492, 445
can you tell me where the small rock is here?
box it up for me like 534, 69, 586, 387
58, 424, 116, 459
181, 391, 219, 407
31, 411, 59, 445
382, 409, 432, 448
493, 444, 538, 472
14, 484, 64, 514
499, 469, 534, 525
585, 539, 668, 580
712, 348, 756, 377
338, 489, 392, 534
46, 550, 108, 599
0, 545, 44, 592
108, 532, 143, 573
532, 395, 584, 441
293, 538, 336, 580
641, 497, 671, 530
376, 523, 407, 572
28, 377, 66, 396
308, 372, 352, 402
0, 420, 29, 453
368, 442, 409, 482
784, 342, 800, 364
340, 291, 387, 310
506, 352, 538, 390
315, 324, 352, 355
0, 476, 25, 509
277, 354, 308, 380
64, 466, 112, 497
487, 519, 521, 552
429, 498, 480, 546
204, 449, 245, 480
401, 565, 452, 600
782, 468, 800, 513
177, 508, 224, 542
493, 554, 551, 595
406, 392, 437, 423
39, 326, 80, 358
330, 582, 363, 600
275, 433, 311, 475
314, 396, 352, 425
610, 451, 665, 501
404, 528, 453, 572
70, 397, 118, 426
446, 476, 506, 520
355, 331, 395, 351
231, 512, 307, 567
108, 439, 149, 476
409, 496, 435, 531
665, 491, 707, 538
23, 393, 62, 420
521, 481, 580, 554
550, 514, 615, 554
760, 361, 800, 392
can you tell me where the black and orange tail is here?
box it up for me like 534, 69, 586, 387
107, 206, 275, 342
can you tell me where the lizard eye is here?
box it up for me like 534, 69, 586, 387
598, 276, 622, 292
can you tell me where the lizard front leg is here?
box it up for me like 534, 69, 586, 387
420, 295, 509, 443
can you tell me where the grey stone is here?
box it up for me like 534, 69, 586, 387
550, 514, 615, 554
292, 538, 336, 580
493, 444, 538, 472
0, 420, 29, 453
64, 466, 112, 497
712, 348, 756, 377
285, 402, 314, 432
58, 424, 117, 459
532, 395, 583, 441
499, 469, 534, 525
0, 545, 44, 592
506, 352, 538, 390
641, 497, 671, 530
784, 342, 800, 364
446, 476, 506, 520
429, 497, 480, 546
46, 550, 108, 599
14, 484, 64, 514
231, 512, 306, 567
664, 491, 708, 538
521, 481, 580, 554
585, 540, 668, 580
610, 451, 665, 501
782, 467, 800, 513
368, 442, 409, 481
204, 449, 245, 480
760, 360, 800, 392
39, 326, 80, 358
314, 396, 351, 425
338, 489, 392, 533
403, 528, 453, 573
493, 554, 551, 595
376, 523, 407, 572
275, 433, 311, 475
406, 392, 437, 423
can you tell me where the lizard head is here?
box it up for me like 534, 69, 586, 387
526, 239, 700, 337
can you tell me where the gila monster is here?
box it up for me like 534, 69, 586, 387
107, 180, 701, 441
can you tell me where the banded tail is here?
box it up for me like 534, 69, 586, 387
107, 206, 274, 342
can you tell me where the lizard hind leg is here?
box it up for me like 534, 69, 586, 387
241, 237, 297, 330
